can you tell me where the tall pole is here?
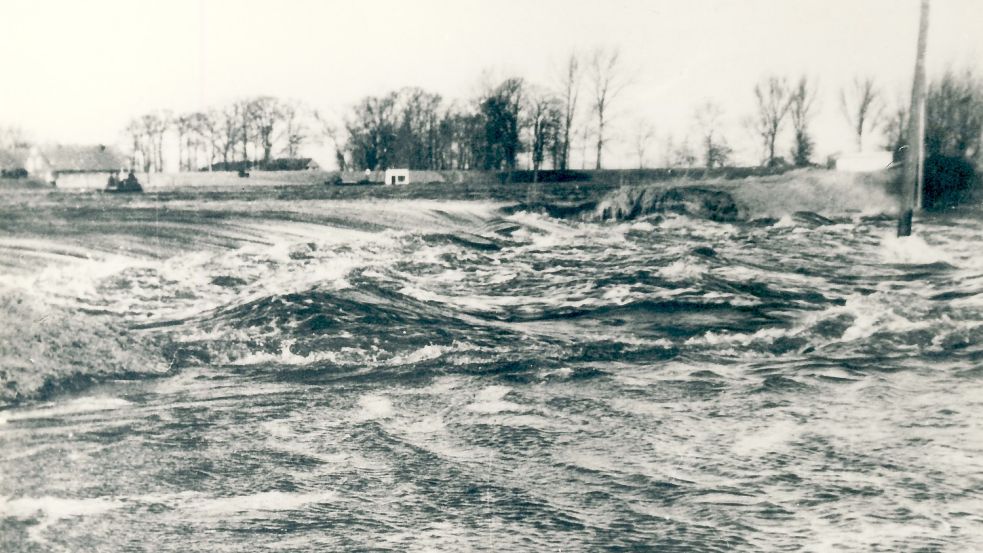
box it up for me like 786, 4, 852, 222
898, 0, 930, 237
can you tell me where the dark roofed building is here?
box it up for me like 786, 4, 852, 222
0, 148, 29, 178
26, 145, 125, 188
258, 158, 320, 171
208, 158, 321, 172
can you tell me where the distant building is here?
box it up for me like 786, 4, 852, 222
259, 158, 320, 171
26, 145, 125, 188
210, 158, 322, 172
0, 148, 29, 178
385, 168, 410, 185
383, 168, 445, 185
828, 151, 893, 172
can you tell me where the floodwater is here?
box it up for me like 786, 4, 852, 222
1, 183, 982, 551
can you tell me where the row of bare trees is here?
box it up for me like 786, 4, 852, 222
676, 73, 885, 171
119, 62, 981, 173
649, 75, 821, 172
124, 96, 310, 172
116, 46, 629, 174
339, 46, 628, 172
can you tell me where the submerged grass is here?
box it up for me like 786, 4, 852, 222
0, 290, 170, 407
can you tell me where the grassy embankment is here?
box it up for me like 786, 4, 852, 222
0, 291, 169, 407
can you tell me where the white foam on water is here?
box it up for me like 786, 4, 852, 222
710, 265, 760, 282
466, 385, 525, 414
731, 420, 801, 457
836, 293, 931, 343
507, 210, 630, 250
601, 284, 636, 304
187, 490, 337, 516
0, 495, 123, 520
398, 283, 526, 313
430, 268, 466, 283
685, 326, 792, 348
880, 231, 953, 265
659, 260, 707, 281
230, 340, 370, 367
388, 343, 454, 366
0, 495, 124, 545
657, 214, 737, 237
773, 214, 797, 228
3, 396, 131, 423
356, 394, 394, 421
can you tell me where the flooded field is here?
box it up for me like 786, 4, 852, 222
1, 180, 982, 551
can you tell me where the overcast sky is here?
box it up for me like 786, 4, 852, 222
1, 0, 981, 168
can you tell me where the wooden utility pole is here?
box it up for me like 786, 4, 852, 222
898, 0, 930, 237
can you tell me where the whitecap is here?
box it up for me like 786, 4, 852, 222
357, 394, 394, 420
879, 231, 953, 265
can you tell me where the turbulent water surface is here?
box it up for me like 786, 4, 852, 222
1, 183, 982, 551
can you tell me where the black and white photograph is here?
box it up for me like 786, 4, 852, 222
1, 0, 982, 550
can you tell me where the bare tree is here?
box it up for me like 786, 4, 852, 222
0, 126, 30, 149
489, 78, 527, 170
840, 75, 883, 151
788, 76, 819, 166
344, 92, 399, 170
123, 119, 146, 170
279, 100, 309, 158
527, 88, 563, 174
555, 52, 581, 170
925, 67, 983, 160
673, 136, 698, 169
695, 101, 730, 169
588, 46, 628, 169
314, 110, 347, 171
882, 93, 909, 162
140, 111, 170, 172
205, 107, 239, 168
578, 124, 593, 170
188, 112, 214, 171
752, 75, 792, 166
174, 114, 195, 171
249, 96, 284, 164
631, 119, 655, 169
234, 98, 255, 164
662, 134, 675, 168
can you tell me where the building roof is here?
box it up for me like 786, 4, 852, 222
259, 157, 318, 171
40, 145, 124, 172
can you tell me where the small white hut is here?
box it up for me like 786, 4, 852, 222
385, 168, 410, 185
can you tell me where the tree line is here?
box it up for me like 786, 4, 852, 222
691, 67, 982, 171
125, 96, 309, 172
339, 47, 627, 173
116, 55, 983, 174
121, 47, 630, 174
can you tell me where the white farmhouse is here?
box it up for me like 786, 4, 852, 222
26, 145, 125, 188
